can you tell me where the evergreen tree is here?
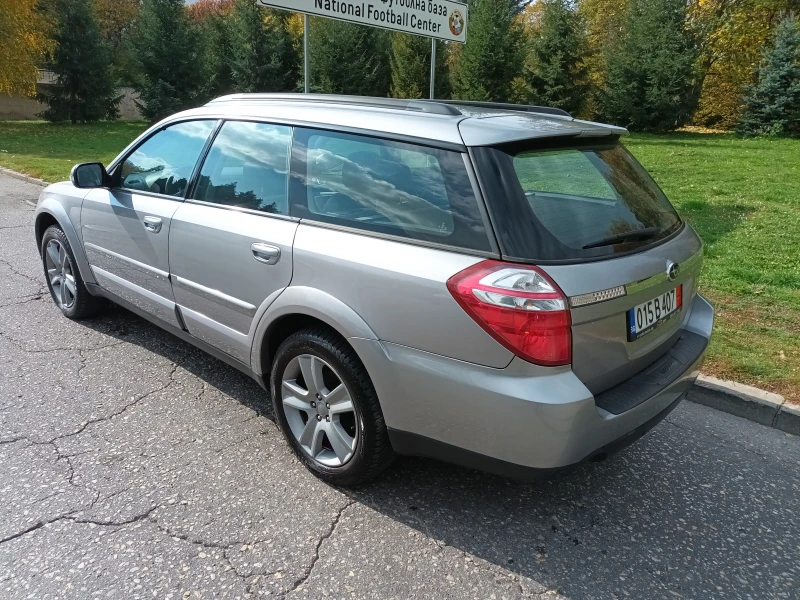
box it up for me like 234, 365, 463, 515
227, 0, 298, 93
450, 0, 525, 102
40, 0, 120, 123
524, 0, 588, 114
601, 0, 699, 132
309, 18, 391, 96
134, 0, 207, 121
201, 10, 235, 97
389, 33, 449, 99
738, 15, 800, 137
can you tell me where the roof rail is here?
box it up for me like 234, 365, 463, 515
429, 99, 572, 118
206, 93, 463, 117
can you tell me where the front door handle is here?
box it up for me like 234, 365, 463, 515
143, 216, 162, 233
251, 243, 281, 265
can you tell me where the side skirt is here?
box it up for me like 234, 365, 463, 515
86, 282, 267, 390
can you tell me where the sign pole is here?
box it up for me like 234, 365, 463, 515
429, 38, 436, 100
303, 14, 310, 93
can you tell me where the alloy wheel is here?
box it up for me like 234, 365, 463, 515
281, 354, 359, 467
45, 239, 76, 309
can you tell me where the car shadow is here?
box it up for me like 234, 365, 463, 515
78, 303, 795, 600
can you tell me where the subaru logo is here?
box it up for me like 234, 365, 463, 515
666, 261, 679, 281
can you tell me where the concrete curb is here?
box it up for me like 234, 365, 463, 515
690, 375, 798, 435
0, 166, 50, 187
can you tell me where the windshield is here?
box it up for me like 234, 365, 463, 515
473, 142, 682, 261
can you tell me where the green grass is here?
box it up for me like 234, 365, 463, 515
0, 121, 149, 182
0, 122, 797, 398
625, 133, 800, 399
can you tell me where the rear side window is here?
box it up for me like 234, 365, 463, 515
193, 121, 292, 215
119, 120, 217, 198
290, 128, 491, 252
472, 143, 682, 261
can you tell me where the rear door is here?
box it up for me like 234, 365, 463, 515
472, 140, 703, 393
168, 120, 297, 364
81, 120, 217, 327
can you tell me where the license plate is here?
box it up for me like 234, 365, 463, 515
627, 285, 682, 341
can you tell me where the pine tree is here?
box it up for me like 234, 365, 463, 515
450, 0, 525, 102
389, 33, 449, 99
309, 18, 391, 96
134, 0, 207, 121
227, 0, 298, 93
524, 0, 588, 114
40, 0, 120, 123
601, 0, 699, 132
738, 15, 800, 137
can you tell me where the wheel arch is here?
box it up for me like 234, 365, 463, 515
35, 200, 96, 286
251, 286, 379, 379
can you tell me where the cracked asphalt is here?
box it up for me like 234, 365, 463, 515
1, 172, 799, 600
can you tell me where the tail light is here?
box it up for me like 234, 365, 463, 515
446, 260, 572, 366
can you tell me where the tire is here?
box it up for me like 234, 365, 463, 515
271, 327, 394, 486
41, 225, 105, 320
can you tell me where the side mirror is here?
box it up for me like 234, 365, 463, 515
71, 162, 109, 189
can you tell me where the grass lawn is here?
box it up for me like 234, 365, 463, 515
0, 122, 798, 399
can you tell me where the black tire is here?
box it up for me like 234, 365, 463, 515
271, 327, 394, 486
41, 225, 106, 320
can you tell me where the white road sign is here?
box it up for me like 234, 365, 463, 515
258, 0, 468, 43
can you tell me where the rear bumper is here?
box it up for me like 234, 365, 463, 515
351, 294, 713, 477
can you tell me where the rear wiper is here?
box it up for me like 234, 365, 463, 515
582, 227, 659, 249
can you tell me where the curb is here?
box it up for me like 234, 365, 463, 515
0, 165, 796, 436
690, 375, 798, 435
0, 166, 50, 187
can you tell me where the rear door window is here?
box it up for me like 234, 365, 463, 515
290, 128, 491, 252
472, 142, 682, 261
192, 121, 292, 215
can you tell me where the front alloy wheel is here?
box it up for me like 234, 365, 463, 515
281, 354, 359, 467
45, 238, 76, 310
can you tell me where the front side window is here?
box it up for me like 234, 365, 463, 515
193, 121, 292, 215
473, 142, 682, 261
119, 120, 217, 197
291, 129, 491, 251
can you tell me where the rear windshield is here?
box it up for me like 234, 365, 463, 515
473, 142, 682, 261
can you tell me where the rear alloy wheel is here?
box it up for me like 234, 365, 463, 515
41, 225, 105, 320
281, 354, 359, 467
271, 328, 394, 486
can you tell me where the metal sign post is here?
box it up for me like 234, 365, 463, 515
430, 38, 436, 99
304, 14, 310, 93
258, 0, 468, 98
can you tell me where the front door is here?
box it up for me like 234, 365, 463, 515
81, 120, 217, 327
169, 120, 297, 363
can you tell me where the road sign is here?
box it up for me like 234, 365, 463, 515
258, 0, 468, 43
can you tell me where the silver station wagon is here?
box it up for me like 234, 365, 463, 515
34, 95, 713, 485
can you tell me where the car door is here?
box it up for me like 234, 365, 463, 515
81, 120, 217, 328
168, 120, 297, 364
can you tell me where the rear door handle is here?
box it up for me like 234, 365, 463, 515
251, 243, 281, 265
143, 216, 162, 233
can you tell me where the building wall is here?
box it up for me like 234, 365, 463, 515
0, 72, 144, 121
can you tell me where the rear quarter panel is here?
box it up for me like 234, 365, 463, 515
290, 224, 515, 368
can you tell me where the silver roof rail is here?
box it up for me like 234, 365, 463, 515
206, 93, 463, 117
431, 99, 572, 118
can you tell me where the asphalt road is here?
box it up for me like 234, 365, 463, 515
1, 172, 799, 600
